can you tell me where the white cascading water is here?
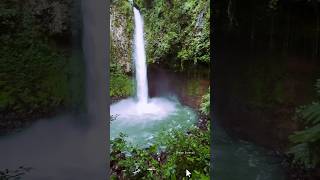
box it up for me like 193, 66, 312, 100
110, 7, 176, 122
110, 7, 197, 146
133, 7, 148, 104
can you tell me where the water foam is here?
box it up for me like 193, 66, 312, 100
111, 97, 177, 123
110, 7, 177, 123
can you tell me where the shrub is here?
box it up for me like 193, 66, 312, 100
110, 123, 210, 179
110, 72, 133, 98
140, 0, 210, 66
0, 1, 71, 114
200, 88, 210, 115
288, 79, 320, 168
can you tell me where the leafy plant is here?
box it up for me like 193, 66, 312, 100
139, 0, 210, 67
110, 72, 133, 98
288, 79, 320, 168
200, 88, 210, 115
156, 124, 210, 178
110, 133, 159, 179
0, 1, 71, 114
110, 0, 134, 73
110, 122, 210, 179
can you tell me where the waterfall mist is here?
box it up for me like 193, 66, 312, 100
0, 0, 109, 179
82, 0, 109, 126
81, 0, 109, 176
110, 7, 195, 147
111, 7, 177, 120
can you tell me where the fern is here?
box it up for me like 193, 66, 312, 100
288, 79, 320, 168
297, 103, 320, 125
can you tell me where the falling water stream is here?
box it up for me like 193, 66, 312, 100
110, 8, 197, 146
133, 7, 148, 104
0, 0, 107, 179
0, 4, 286, 180
110, 7, 285, 179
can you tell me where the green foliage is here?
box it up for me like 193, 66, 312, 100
141, 0, 210, 66
110, 72, 133, 98
156, 125, 210, 178
110, 0, 134, 73
110, 124, 210, 179
110, 39, 133, 97
0, 1, 71, 114
110, 0, 135, 99
288, 79, 320, 168
112, 0, 133, 17
110, 133, 160, 179
200, 88, 210, 115
111, 0, 134, 36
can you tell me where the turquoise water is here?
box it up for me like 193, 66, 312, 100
110, 97, 197, 147
110, 100, 286, 180
214, 125, 286, 180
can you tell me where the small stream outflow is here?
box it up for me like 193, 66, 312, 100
133, 7, 148, 104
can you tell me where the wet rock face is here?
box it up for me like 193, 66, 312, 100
110, 3, 134, 73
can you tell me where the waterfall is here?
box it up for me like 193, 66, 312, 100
133, 7, 148, 104
111, 7, 177, 122
110, 7, 191, 145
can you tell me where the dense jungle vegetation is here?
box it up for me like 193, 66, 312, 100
110, 0, 211, 178
110, 0, 134, 98
214, 0, 320, 179
110, 90, 211, 179
139, 0, 210, 66
0, 0, 319, 179
0, 0, 81, 134
110, 0, 210, 98
288, 79, 320, 169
